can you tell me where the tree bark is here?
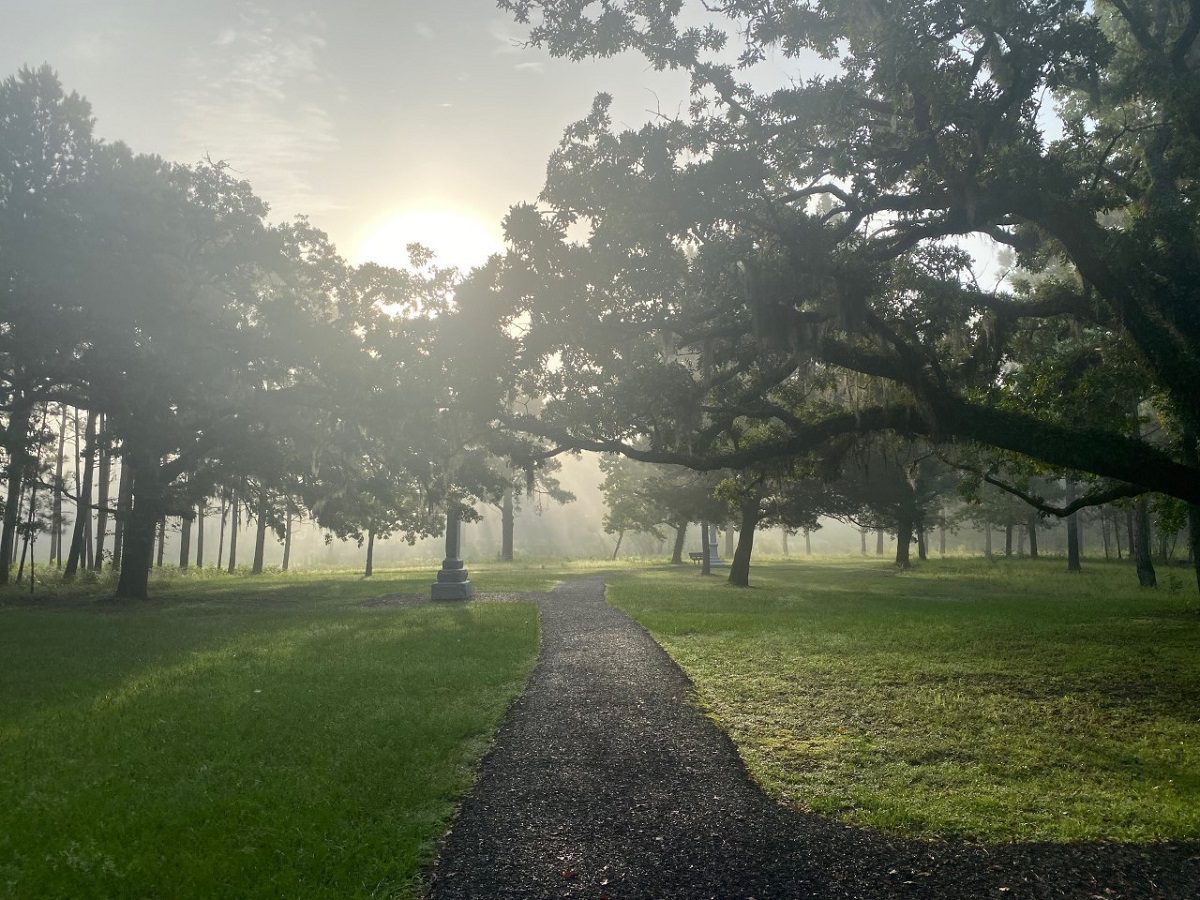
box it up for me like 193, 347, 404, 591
92, 415, 110, 570
1131, 500, 1157, 587
227, 492, 239, 573
1004, 524, 1013, 557
0, 399, 33, 585
196, 503, 205, 567
51, 405, 66, 567
501, 483, 514, 561
1100, 512, 1111, 559
63, 410, 98, 580
670, 522, 687, 564
217, 493, 228, 570
804, 529, 812, 556
939, 524, 946, 556
1113, 508, 1123, 559
364, 527, 375, 577
860, 527, 867, 555
155, 516, 166, 568
610, 529, 624, 561
1028, 516, 1039, 559
875, 528, 884, 555
178, 513, 192, 570
916, 524, 927, 561
112, 457, 132, 570
984, 522, 993, 558
781, 528, 790, 557
251, 490, 268, 574
114, 453, 163, 601
281, 506, 291, 572
1067, 512, 1082, 572
700, 520, 711, 575
895, 514, 913, 569
728, 498, 759, 587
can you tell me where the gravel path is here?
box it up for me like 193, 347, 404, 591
428, 576, 1199, 899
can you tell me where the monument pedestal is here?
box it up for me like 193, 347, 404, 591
706, 525, 726, 568
432, 512, 474, 600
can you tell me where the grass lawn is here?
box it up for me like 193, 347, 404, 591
610, 557, 1200, 843
0, 564, 562, 899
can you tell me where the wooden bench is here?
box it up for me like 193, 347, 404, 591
688, 552, 705, 564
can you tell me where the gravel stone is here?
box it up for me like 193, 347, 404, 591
428, 576, 1200, 899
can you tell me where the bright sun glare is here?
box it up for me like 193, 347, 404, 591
355, 209, 505, 273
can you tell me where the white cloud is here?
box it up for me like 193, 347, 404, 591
514, 61, 545, 74
175, 7, 340, 217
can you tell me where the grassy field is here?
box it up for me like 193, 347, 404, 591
610, 557, 1200, 843
0, 565, 563, 899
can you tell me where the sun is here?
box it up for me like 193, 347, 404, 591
355, 208, 505, 273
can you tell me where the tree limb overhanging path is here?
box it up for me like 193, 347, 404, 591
429, 578, 1197, 899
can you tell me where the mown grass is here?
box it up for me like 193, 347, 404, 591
609, 556, 1200, 843
0, 565, 560, 899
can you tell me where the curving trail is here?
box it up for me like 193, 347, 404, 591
429, 576, 1197, 899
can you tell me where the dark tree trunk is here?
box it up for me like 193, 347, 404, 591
728, 498, 759, 587
875, 528, 884, 555
501, 483, 514, 562
1113, 508, 1124, 559
939, 524, 946, 556
114, 454, 164, 601
227, 493, 239, 573
1100, 511, 1112, 559
178, 514, 192, 570
51, 406, 66, 567
281, 506, 291, 572
895, 515, 913, 569
196, 503, 205, 567
364, 527, 375, 577
1131, 500, 1157, 587
1067, 513, 1082, 572
0, 400, 33, 585
916, 524, 927, 561
781, 528, 790, 557
610, 529, 624, 561
700, 521, 711, 575
63, 411, 98, 580
93, 415, 110, 570
984, 523, 993, 558
1004, 524, 1013, 557
804, 529, 812, 555
112, 457, 132, 570
670, 522, 687, 564
251, 490, 268, 574
860, 528, 867, 555
1028, 516, 1039, 559
217, 493, 228, 570
155, 516, 166, 568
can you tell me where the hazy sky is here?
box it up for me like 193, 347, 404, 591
2, 1, 737, 270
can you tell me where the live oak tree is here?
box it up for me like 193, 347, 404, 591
495, 0, 1200, 587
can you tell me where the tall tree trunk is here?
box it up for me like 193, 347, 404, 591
63, 411, 98, 580
1066, 491, 1082, 572
281, 505, 291, 572
217, 492, 228, 570
610, 529, 624, 561
92, 415, 110, 570
112, 457, 133, 570
114, 453, 163, 601
939, 523, 947, 556
196, 503, 205, 567
1017, 525, 1026, 556
804, 529, 812, 555
1100, 512, 1111, 560
1028, 516, 1039, 559
364, 527, 375, 577
1004, 524, 1013, 557
728, 498, 759, 587
860, 527, 867, 555
227, 492, 239, 573
984, 523, 993, 558
1113, 508, 1124, 559
670, 522, 687, 564
501, 483, 514, 562
0, 399, 34, 585
895, 514, 913, 569
916, 524, 927, 561
155, 516, 166, 568
1131, 500, 1157, 587
178, 514, 192, 570
781, 528, 790, 557
875, 528, 884, 556
700, 520, 711, 575
51, 405, 66, 567
251, 490, 268, 574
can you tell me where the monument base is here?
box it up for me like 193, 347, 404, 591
432, 579, 474, 601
